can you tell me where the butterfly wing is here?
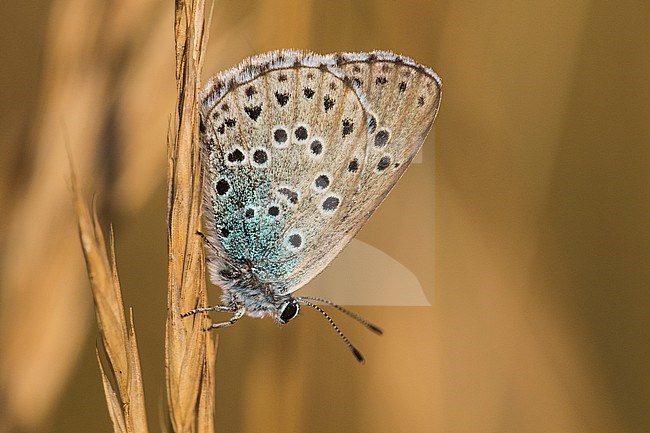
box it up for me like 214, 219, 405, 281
200, 50, 441, 296
200, 50, 369, 294
281, 51, 442, 291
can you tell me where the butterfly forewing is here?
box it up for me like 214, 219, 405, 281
282, 52, 442, 291
342, 52, 442, 222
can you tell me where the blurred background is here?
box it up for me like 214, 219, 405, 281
1, 0, 649, 432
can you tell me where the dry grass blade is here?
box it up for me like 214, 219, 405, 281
0, 1, 185, 430
98, 348, 128, 433
166, 0, 216, 431
72, 164, 149, 433
196, 334, 218, 433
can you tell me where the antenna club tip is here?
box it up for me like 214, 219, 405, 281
352, 347, 366, 364
368, 324, 383, 335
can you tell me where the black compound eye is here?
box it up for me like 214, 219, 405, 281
279, 300, 300, 324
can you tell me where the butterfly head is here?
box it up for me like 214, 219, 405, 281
277, 298, 301, 324
219, 274, 301, 325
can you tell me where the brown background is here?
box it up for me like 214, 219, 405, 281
1, 1, 649, 432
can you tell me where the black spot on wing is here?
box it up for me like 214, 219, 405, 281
253, 149, 268, 164
374, 130, 389, 148
342, 118, 354, 137
278, 187, 298, 205
275, 91, 290, 107
295, 126, 308, 141
322, 196, 340, 212
323, 96, 335, 111
310, 140, 322, 155
216, 179, 229, 195
303, 87, 315, 99
377, 156, 391, 171
245, 85, 257, 97
227, 149, 245, 163
244, 105, 262, 121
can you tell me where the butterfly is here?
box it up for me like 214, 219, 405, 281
184, 50, 442, 362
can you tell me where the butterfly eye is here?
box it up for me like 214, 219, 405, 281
278, 300, 300, 324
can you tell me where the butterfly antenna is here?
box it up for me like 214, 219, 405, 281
297, 296, 383, 335
298, 299, 366, 364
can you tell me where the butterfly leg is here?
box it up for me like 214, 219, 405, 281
181, 304, 233, 318
207, 306, 246, 330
